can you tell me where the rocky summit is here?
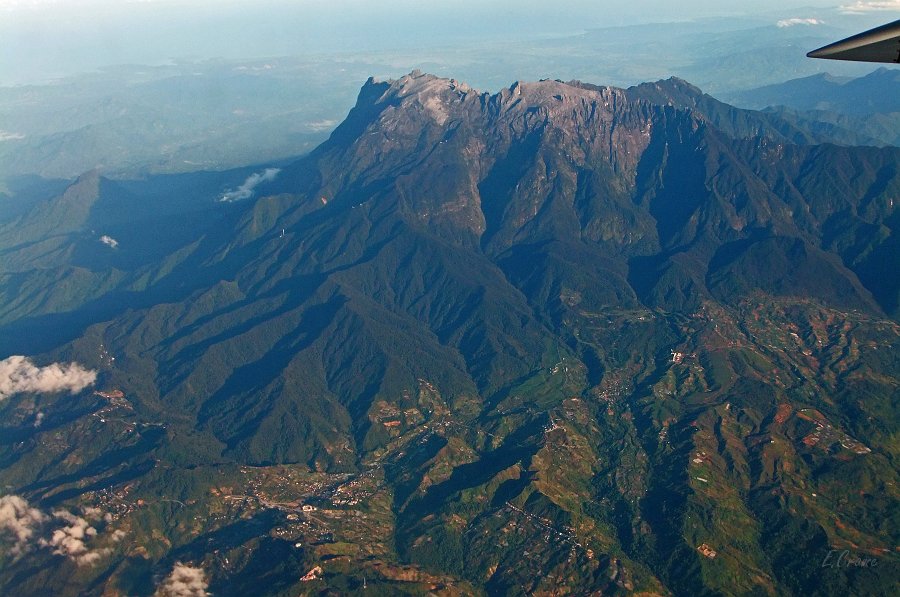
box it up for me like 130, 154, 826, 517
0, 72, 898, 595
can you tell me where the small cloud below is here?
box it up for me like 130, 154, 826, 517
0, 495, 48, 557
306, 119, 339, 132
99, 235, 119, 249
0, 131, 25, 142
839, 1, 900, 13
219, 168, 281, 203
0, 496, 120, 566
233, 63, 276, 72
40, 509, 112, 566
0, 356, 97, 402
155, 562, 210, 597
777, 18, 824, 28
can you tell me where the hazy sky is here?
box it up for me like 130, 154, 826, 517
0, 0, 858, 20
2, 0, 898, 84
4, 0, 897, 15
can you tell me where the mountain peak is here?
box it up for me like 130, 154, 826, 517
370, 70, 476, 101
309, 73, 686, 242
368, 72, 630, 113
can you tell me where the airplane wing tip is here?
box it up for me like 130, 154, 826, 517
807, 19, 900, 64
807, 47, 834, 60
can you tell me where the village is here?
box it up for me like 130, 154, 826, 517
797, 409, 872, 456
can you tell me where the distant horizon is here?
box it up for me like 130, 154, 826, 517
2, 0, 897, 85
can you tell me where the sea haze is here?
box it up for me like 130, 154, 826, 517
0, 0, 887, 85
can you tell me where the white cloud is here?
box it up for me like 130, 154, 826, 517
305, 119, 339, 132
777, 17, 824, 27
218, 168, 281, 202
839, 1, 900, 13
0, 131, 25, 142
42, 510, 97, 565
0, 356, 97, 401
0, 495, 48, 557
155, 563, 210, 597
82, 506, 104, 520
39, 509, 114, 566
99, 235, 119, 249
1, 497, 121, 565
33, 411, 45, 428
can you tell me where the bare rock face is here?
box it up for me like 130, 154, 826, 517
309, 71, 687, 248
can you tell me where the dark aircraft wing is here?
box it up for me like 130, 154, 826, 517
808, 19, 900, 63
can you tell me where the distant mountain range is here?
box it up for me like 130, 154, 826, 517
0, 72, 897, 595
725, 67, 900, 147
0, 14, 893, 190
729, 67, 900, 116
